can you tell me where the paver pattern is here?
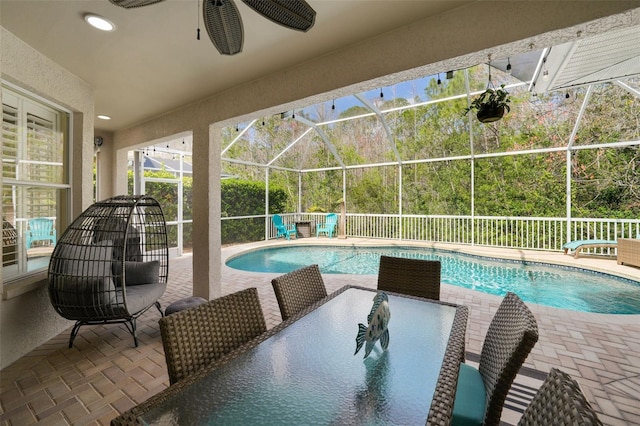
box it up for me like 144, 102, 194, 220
1, 239, 639, 425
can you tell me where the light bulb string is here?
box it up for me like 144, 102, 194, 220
196, 0, 201, 40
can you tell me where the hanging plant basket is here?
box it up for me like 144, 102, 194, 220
476, 104, 505, 123
461, 76, 511, 123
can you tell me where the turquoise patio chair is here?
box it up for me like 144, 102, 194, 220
25, 217, 57, 249
272, 214, 296, 240
316, 213, 338, 238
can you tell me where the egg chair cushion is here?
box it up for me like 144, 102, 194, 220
126, 260, 160, 285
54, 240, 117, 306
125, 282, 167, 314
60, 240, 113, 276
113, 260, 160, 286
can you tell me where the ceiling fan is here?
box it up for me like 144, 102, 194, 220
109, 0, 316, 55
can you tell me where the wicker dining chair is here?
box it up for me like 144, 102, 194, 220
377, 255, 441, 300
518, 368, 603, 426
271, 264, 328, 321
159, 287, 267, 385
452, 292, 539, 426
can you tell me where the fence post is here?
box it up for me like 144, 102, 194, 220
339, 201, 346, 239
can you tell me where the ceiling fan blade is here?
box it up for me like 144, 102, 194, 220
109, 0, 165, 8
241, 0, 315, 32
203, 0, 244, 55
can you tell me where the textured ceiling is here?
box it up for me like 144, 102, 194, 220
1, 0, 471, 132
2, 1, 638, 133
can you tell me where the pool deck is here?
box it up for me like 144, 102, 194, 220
1, 238, 639, 425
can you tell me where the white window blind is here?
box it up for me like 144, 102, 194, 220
2, 103, 19, 180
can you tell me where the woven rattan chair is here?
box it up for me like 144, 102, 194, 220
377, 255, 441, 300
160, 287, 267, 384
48, 195, 168, 348
271, 264, 328, 321
452, 292, 539, 426
518, 368, 603, 426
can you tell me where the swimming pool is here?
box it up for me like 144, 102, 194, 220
226, 245, 640, 314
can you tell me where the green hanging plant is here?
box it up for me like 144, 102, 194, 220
462, 84, 511, 123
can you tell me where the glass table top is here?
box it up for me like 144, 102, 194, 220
141, 287, 458, 425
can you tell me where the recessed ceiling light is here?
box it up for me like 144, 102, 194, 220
84, 14, 115, 32
97, 115, 112, 120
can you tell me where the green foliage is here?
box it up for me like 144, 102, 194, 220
571, 147, 640, 218
129, 171, 291, 247
216, 69, 638, 240
129, 72, 640, 249
129, 169, 189, 247
221, 179, 288, 244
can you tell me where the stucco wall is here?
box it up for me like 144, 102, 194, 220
1, 27, 95, 369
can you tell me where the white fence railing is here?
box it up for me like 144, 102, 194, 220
222, 213, 640, 255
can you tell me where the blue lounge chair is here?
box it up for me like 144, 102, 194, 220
25, 217, 57, 249
562, 239, 617, 259
272, 214, 296, 240
316, 213, 338, 238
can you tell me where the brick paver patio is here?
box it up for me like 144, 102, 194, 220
1, 239, 639, 425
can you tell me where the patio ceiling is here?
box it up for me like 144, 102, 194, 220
3, 2, 639, 134
0, 0, 473, 133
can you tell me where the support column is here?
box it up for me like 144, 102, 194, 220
192, 124, 222, 300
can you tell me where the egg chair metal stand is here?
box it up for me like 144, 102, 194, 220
48, 195, 169, 348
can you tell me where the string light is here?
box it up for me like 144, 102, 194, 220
332, 99, 335, 110
292, 110, 295, 119
196, 0, 201, 40
437, 73, 441, 85
542, 57, 549, 81
379, 88, 384, 98
506, 57, 512, 74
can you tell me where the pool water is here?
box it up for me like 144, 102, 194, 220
226, 245, 640, 314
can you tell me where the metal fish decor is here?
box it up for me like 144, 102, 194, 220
354, 292, 391, 358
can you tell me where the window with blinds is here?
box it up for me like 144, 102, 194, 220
2, 86, 69, 280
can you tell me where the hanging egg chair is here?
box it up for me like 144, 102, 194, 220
48, 195, 168, 348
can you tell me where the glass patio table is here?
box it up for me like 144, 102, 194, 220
111, 285, 468, 426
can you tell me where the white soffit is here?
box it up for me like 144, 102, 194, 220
536, 25, 640, 93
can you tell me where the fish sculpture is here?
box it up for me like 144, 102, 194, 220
354, 291, 391, 358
